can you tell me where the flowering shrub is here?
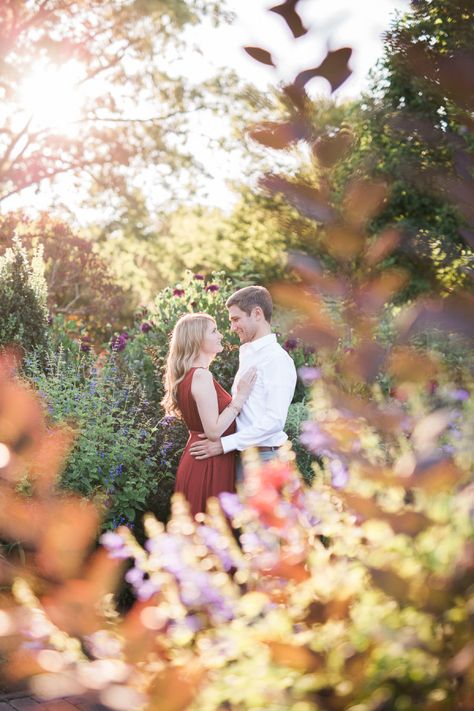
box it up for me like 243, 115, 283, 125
24, 348, 163, 529
120, 271, 240, 410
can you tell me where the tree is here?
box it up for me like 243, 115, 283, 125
0, 0, 227, 214
0, 212, 130, 339
337, 0, 474, 294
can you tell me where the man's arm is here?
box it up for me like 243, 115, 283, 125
189, 436, 223, 459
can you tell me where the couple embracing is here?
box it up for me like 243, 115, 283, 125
162, 286, 297, 517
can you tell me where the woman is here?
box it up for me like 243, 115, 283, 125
162, 313, 256, 517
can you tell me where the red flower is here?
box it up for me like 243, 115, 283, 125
258, 461, 293, 490
173, 288, 185, 297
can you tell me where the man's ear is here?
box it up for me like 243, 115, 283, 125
252, 306, 263, 320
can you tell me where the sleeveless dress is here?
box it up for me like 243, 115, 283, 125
174, 367, 236, 517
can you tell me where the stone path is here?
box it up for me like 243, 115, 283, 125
0, 693, 107, 711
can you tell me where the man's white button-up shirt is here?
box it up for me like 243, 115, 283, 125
221, 333, 297, 454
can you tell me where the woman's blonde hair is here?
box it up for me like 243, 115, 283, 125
161, 313, 215, 417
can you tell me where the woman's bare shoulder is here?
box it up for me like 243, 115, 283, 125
191, 367, 213, 384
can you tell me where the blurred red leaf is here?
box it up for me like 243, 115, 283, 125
365, 228, 401, 266
260, 174, 335, 223
147, 662, 205, 711
294, 48, 352, 93
368, 567, 411, 605
37, 498, 99, 580
406, 458, 467, 493
338, 341, 387, 383
388, 347, 438, 384
312, 129, 354, 168
270, 282, 340, 348
355, 269, 409, 315
448, 641, 474, 676
269, 0, 308, 39
339, 492, 429, 536
248, 120, 307, 149
397, 294, 474, 341
322, 223, 365, 261
263, 554, 310, 582
43, 550, 122, 635
343, 180, 388, 229
305, 596, 353, 624
287, 252, 348, 298
266, 641, 324, 671
243, 46, 275, 66
28, 426, 75, 495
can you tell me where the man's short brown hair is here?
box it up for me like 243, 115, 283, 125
226, 286, 273, 322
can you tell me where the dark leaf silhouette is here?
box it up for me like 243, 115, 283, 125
269, 0, 308, 39
396, 295, 474, 341
294, 47, 352, 93
259, 175, 335, 223
312, 129, 354, 167
248, 121, 308, 149
368, 567, 411, 605
243, 46, 275, 66
266, 642, 324, 671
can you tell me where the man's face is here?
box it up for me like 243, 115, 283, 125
228, 305, 259, 344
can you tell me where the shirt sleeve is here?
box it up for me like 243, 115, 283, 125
221, 355, 297, 453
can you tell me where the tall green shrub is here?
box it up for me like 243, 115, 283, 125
0, 235, 49, 357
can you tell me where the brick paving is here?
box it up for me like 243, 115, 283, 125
0, 695, 107, 711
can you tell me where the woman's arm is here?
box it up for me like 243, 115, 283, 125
191, 368, 255, 441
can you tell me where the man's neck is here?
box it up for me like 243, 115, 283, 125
247, 327, 272, 344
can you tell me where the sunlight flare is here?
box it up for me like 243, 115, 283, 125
19, 61, 86, 132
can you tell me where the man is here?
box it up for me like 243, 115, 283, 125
189, 285, 297, 469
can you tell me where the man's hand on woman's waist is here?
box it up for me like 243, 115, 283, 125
189, 435, 223, 460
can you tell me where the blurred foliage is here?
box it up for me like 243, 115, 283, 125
0, 212, 130, 341
0, 2, 473, 711
0, 233, 49, 360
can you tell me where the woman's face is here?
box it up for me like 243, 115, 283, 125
201, 320, 223, 355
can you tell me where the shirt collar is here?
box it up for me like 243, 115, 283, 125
240, 333, 276, 354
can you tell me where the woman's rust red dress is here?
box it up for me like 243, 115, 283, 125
174, 367, 236, 517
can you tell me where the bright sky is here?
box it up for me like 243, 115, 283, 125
181, 0, 410, 98
5, 0, 410, 220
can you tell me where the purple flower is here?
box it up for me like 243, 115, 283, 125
300, 421, 334, 455
198, 525, 235, 571
47, 314, 53, 326
449, 389, 469, 402
110, 331, 129, 352
328, 458, 349, 489
284, 338, 298, 351
100, 532, 130, 559
80, 338, 91, 353
298, 366, 322, 386
193, 274, 205, 280
219, 492, 244, 518
136, 580, 159, 601
173, 288, 185, 297
140, 321, 153, 334
125, 567, 144, 585
205, 284, 219, 293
